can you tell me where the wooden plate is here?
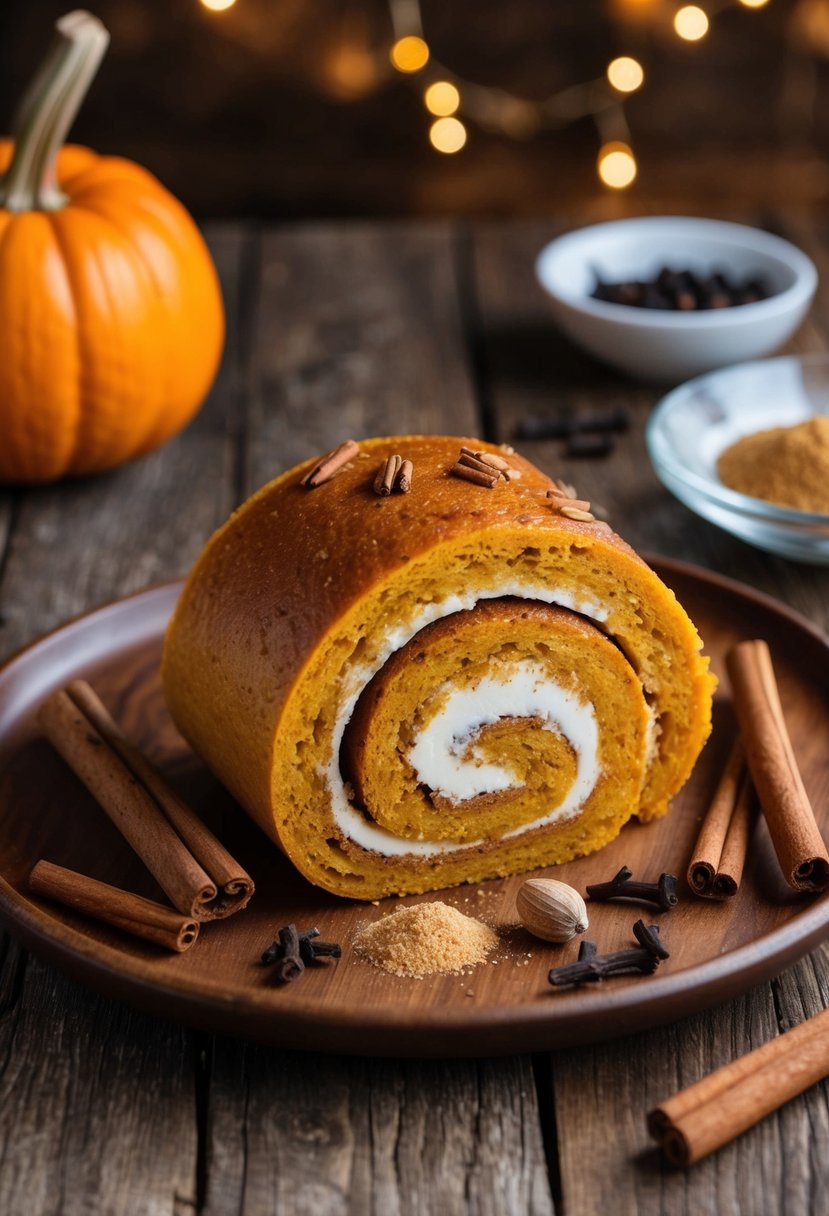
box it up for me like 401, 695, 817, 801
1, 558, 828, 1058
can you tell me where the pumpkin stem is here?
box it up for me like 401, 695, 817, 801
0, 10, 109, 212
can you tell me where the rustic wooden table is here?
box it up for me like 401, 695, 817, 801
1, 218, 828, 1216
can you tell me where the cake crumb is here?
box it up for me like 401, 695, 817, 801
354, 901, 498, 978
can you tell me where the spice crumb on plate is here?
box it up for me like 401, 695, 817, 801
354, 901, 498, 978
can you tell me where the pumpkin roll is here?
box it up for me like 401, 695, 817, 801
162, 436, 715, 899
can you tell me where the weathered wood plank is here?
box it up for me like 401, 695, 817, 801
547, 950, 829, 1216
547, 989, 816, 1216
0, 959, 198, 1216
0, 223, 251, 1216
198, 221, 554, 1216
204, 1045, 554, 1216
768, 946, 829, 1215
242, 221, 481, 495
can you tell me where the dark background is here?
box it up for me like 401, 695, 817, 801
3, 0, 829, 219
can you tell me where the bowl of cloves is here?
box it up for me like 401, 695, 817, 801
535, 216, 817, 383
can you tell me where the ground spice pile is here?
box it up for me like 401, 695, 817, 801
717, 416, 829, 513
354, 901, 498, 978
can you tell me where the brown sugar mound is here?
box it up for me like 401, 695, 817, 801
717, 416, 829, 513
355, 902, 499, 977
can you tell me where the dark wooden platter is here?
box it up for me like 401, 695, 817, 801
0, 557, 827, 1058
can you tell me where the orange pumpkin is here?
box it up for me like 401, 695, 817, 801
0, 12, 224, 483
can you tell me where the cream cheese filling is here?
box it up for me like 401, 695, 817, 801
325, 582, 614, 858
408, 665, 598, 802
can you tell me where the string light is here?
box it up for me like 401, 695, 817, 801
674, 6, 710, 41
424, 81, 460, 116
200, 0, 771, 190
606, 56, 644, 93
390, 35, 429, 73
597, 141, 638, 188
429, 116, 467, 153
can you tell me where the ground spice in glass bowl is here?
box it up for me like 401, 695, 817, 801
717, 416, 829, 514
646, 355, 829, 563
354, 901, 498, 978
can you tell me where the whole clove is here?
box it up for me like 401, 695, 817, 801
261, 924, 342, 981
570, 408, 630, 435
591, 266, 770, 311
515, 416, 574, 440
632, 918, 670, 959
303, 940, 343, 960
272, 924, 304, 983
565, 432, 616, 460
261, 940, 282, 966
299, 928, 342, 964
586, 865, 678, 911
548, 920, 669, 988
514, 407, 629, 443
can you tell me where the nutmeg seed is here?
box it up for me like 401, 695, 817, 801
516, 878, 589, 943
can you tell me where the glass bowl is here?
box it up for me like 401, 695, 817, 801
646, 354, 829, 563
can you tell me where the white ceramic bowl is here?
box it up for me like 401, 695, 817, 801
646, 354, 829, 563
535, 217, 817, 383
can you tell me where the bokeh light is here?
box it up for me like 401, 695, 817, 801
597, 141, 637, 189
606, 57, 645, 93
390, 36, 430, 73
674, 6, 710, 40
424, 81, 460, 116
199, 0, 237, 11
430, 116, 467, 153
737, 0, 769, 7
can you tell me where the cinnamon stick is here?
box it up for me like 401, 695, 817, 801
374, 454, 401, 496
450, 462, 499, 488
648, 1006, 829, 1166
687, 739, 755, 899
472, 450, 510, 473
398, 459, 413, 493
458, 452, 504, 478
38, 683, 254, 919
726, 639, 829, 892
29, 860, 199, 952
300, 439, 359, 487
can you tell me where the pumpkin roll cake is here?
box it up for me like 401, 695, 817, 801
162, 436, 715, 899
